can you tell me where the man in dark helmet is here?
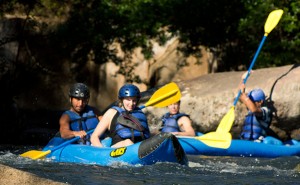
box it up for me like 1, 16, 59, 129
59, 83, 102, 144
91, 84, 150, 148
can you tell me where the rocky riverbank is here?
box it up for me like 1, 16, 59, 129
0, 164, 64, 185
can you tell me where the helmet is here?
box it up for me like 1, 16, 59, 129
248, 88, 265, 102
118, 84, 141, 99
69, 83, 90, 99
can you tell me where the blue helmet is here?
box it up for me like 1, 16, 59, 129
69, 83, 90, 99
248, 88, 265, 102
118, 84, 141, 99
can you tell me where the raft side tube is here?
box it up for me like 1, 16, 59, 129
139, 133, 188, 165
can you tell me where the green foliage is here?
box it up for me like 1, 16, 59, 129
1, 0, 299, 82
237, 0, 300, 69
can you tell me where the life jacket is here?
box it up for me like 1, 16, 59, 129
160, 113, 189, 133
110, 106, 150, 142
240, 107, 271, 140
64, 105, 99, 144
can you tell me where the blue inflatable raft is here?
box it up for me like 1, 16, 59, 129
42, 132, 188, 166
178, 133, 300, 158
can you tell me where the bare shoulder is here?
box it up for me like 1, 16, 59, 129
178, 115, 191, 124
59, 113, 70, 122
101, 108, 118, 121
99, 108, 118, 128
104, 108, 118, 116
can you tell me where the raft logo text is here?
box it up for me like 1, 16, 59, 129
110, 147, 127, 157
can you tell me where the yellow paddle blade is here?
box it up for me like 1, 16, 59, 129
216, 106, 235, 133
144, 82, 181, 108
264, 9, 283, 36
196, 132, 232, 149
20, 150, 51, 160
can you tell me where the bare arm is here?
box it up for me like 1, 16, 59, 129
90, 108, 116, 147
239, 82, 263, 115
173, 116, 195, 136
239, 91, 260, 112
59, 114, 86, 139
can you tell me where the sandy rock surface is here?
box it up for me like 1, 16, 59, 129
0, 164, 65, 185
146, 64, 300, 139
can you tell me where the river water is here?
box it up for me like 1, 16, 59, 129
1, 145, 300, 185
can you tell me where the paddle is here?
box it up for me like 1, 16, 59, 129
140, 82, 181, 109
216, 9, 284, 134
20, 129, 95, 160
20, 82, 181, 160
186, 9, 284, 149
178, 132, 232, 149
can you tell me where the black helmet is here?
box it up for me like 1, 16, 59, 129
69, 83, 90, 99
118, 84, 141, 99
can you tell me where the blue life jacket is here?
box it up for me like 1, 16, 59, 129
160, 113, 189, 133
240, 107, 271, 140
111, 106, 150, 141
63, 105, 99, 144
